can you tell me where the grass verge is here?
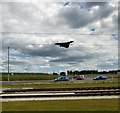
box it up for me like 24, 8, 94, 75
2, 99, 119, 111
2, 81, 118, 89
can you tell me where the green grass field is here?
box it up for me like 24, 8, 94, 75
2, 99, 119, 111
1, 73, 118, 81
1, 74, 60, 81
1, 73, 119, 88
2, 81, 118, 89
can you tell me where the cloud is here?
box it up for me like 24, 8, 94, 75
55, 2, 116, 29
21, 44, 68, 57
56, 6, 93, 28
84, 2, 107, 8
1, 2, 118, 72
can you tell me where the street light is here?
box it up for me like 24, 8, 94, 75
8, 47, 10, 81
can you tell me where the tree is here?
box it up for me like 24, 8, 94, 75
60, 72, 66, 76
53, 73, 58, 75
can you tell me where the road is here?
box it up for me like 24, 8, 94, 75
1, 86, 119, 102
2, 95, 119, 102
1, 80, 54, 85
0, 77, 98, 85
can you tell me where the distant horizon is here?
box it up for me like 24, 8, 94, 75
1, 69, 119, 74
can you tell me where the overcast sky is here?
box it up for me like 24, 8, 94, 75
1, 1, 118, 73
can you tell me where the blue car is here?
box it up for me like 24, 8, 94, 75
93, 75, 108, 80
54, 77, 69, 81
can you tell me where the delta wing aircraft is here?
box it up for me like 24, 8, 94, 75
55, 41, 74, 48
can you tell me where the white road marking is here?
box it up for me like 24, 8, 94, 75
2, 96, 119, 102
1, 92, 75, 96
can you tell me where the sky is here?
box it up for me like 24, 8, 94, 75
1, 1, 119, 73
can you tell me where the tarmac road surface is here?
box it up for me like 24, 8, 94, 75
2, 95, 119, 102
1, 80, 54, 84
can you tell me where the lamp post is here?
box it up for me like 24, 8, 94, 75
8, 47, 10, 81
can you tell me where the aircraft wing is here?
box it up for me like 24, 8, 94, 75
55, 41, 74, 48
55, 43, 62, 45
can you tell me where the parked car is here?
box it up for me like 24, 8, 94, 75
54, 77, 69, 81
74, 75, 84, 80
93, 75, 108, 80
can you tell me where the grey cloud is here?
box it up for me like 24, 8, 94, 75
1, 2, 118, 72
5, 3, 35, 22
118, 9, 120, 27
57, 7, 93, 28
3, 60, 26, 65
21, 44, 68, 57
112, 13, 118, 24
97, 62, 118, 70
96, 3, 115, 19
49, 52, 99, 63
3, 2, 44, 33
112, 13, 118, 31
84, 2, 107, 8
55, 2, 115, 29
